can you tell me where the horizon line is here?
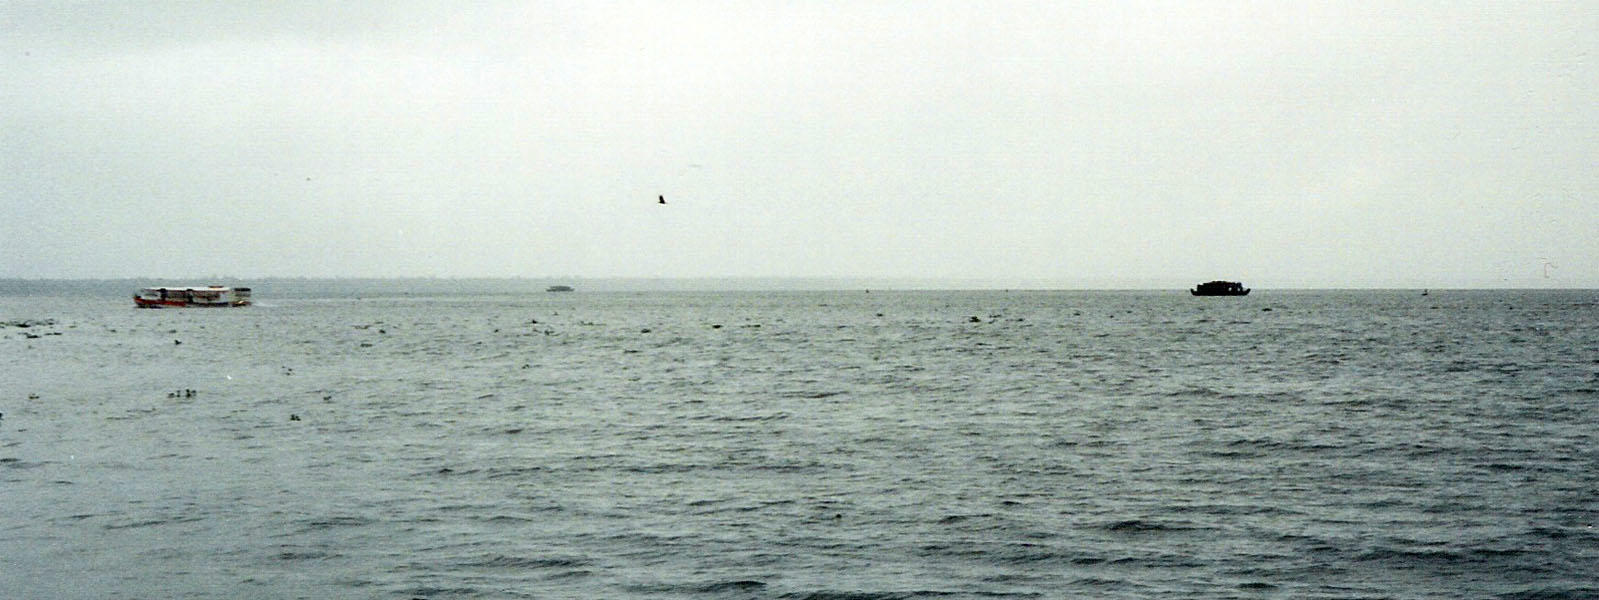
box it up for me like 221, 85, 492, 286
1, 276, 1593, 292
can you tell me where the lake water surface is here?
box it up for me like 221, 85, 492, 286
3, 288, 1596, 599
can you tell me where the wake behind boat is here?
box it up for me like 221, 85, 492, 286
134, 286, 252, 308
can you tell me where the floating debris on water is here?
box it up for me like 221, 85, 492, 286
5, 319, 56, 328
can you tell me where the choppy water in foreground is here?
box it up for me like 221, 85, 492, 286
3, 289, 1597, 599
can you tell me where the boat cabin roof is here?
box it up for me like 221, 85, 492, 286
139, 286, 239, 292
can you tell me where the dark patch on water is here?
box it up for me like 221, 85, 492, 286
276, 548, 338, 561
455, 553, 593, 570
698, 579, 768, 593
1494, 587, 1599, 600
1100, 519, 1191, 533
398, 586, 481, 598
624, 579, 768, 595
776, 592, 995, 600
299, 515, 376, 530
1070, 576, 1138, 588
103, 515, 203, 530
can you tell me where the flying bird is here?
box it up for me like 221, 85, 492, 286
658, 195, 666, 205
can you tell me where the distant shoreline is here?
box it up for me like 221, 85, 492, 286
1, 277, 1593, 297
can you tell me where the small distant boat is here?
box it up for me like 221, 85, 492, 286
546, 285, 575, 293
134, 285, 252, 308
1190, 281, 1249, 296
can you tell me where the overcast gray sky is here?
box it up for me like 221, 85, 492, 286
3, 1, 1594, 287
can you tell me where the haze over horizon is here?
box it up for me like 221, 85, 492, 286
4, 2, 1595, 288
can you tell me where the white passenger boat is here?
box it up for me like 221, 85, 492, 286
133, 286, 252, 308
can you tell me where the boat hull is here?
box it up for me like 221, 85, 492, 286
1189, 289, 1249, 296
134, 296, 250, 308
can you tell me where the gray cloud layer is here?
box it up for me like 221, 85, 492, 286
4, 2, 1594, 286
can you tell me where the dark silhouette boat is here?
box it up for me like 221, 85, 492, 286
546, 285, 575, 292
1190, 281, 1249, 296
